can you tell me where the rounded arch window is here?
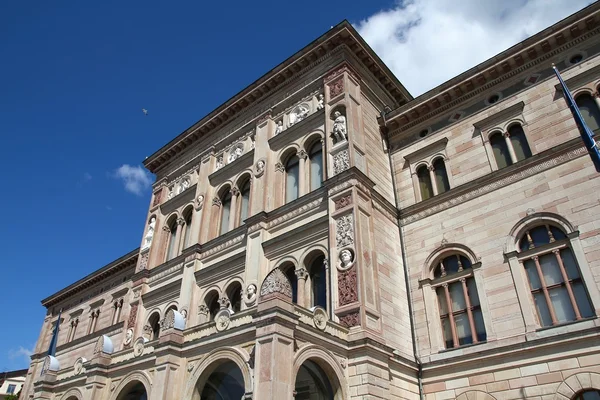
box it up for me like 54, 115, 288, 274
309, 141, 323, 191
238, 179, 251, 226
285, 154, 300, 203
489, 131, 512, 169
432, 158, 450, 195
279, 263, 298, 304
226, 282, 242, 313
148, 313, 160, 341
308, 254, 327, 310
416, 165, 433, 200
205, 291, 220, 321
432, 253, 486, 349
517, 224, 594, 327
294, 360, 335, 400
573, 390, 600, 400
196, 361, 245, 400
219, 187, 232, 235
507, 124, 532, 162
116, 381, 148, 400
182, 207, 194, 249
166, 217, 179, 261
576, 93, 600, 135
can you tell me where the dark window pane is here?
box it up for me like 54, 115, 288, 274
433, 158, 450, 194
455, 313, 472, 345
449, 281, 467, 311
286, 156, 300, 203
441, 317, 453, 349
572, 281, 594, 318
508, 125, 532, 161
560, 248, 580, 280
309, 143, 323, 191
534, 292, 553, 327
530, 226, 551, 247
437, 287, 448, 315
539, 253, 563, 286
524, 259, 542, 290
579, 390, 600, 400
466, 277, 480, 306
417, 166, 433, 200
220, 191, 232, 235
576, 94, 600, 135
490, 133, 512, 168
473, 309, 487, 342
550, 226, 567, 241
549, 286, 576, 323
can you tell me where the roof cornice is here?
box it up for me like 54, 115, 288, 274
382, 2, 600, 135
41, 249, 139, 308
143, 21, 413, 174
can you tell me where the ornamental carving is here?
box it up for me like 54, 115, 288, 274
228, 143, 244, 163
198, 304, 209, 316
313, 307, 328, 331
161, 310, 175, 330
333, 150, 350, 174
73, 357, 86, 375
123, 328, 134, 347
339, 249, 354, 270
257, 112, 271, 124
152, 189, 162, 207
338, 266, 358, 306
295, 268, 308, 280
133, 337, 145, 357
127, 304, 138, 329
218, 296, 231, 309
336, 214, 354, 247
255, 159, 266, 177
195, 194, 205, 211
260, 268, 292, 299
245, 284, 257, 305
215, 309, 231, 332
212, 197, 222, 207
275, 162, 285, 173
137, 252, 149, 272
329, 77, 344, 98
338, 312, 360, 328
334, 194, 352, 210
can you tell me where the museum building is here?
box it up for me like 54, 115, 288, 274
21, 3, 600, 400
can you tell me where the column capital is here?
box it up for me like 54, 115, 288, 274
231, 187, 240, 197
298, 150, 308, 160
295, 268, 309, 280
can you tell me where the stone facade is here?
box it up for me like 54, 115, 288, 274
21, 4, 600, 400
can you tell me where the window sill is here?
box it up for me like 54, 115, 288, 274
535, 316, 597, 333
438, 340, 487, 354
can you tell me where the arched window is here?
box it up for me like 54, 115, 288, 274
433, 254, 486, 349
148, 313, 160, 341
286, 155, 300, 203
518, 224, 594, 327
294, 360, 335, 399
116, 381, 148, 400
166, 218, 178, 261
197, 361, 245, 400
220, 189, 232, 235
432, 158, 450, 194
576, 93, 600, 135
227, 282, 242, 313
205, 291, 220, 321
417, 165, 433, 200
309, 142, 323, 191
490, 132, 512, 169
508, 124, 532, 162
309, 255, 327, 309
182, 208, 193, 249
238, 180, 251, 226
573, 390, 600, 400
280, 264, 298, 304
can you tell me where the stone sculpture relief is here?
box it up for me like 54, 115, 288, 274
255, 159, 265, 177
142, 217, 156, 250
275, 120, 283, 135
332, 111, 347, 143
73, 357, 86, 375
339, 249, 354, 270
127, 304, 138, 328
215, 309, 231, 332
316, 94, 324, 110
123, 328, 134, 346
336, 214, 354, 247
313, 307, 328, 331
338, 266, 358, 306
260, 268, 293, 299
245, 284, 257, 305
333, 150, 350, 175
195, 194, 205, 211
216, 155, 224, 170
228, 144, 244, 163
338, 312, 360, 328
218, 296, 231, 310
289, 104, 310, 127
177, 177, 191, 194
133, 337, 145, 357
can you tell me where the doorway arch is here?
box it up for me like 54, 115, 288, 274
293, 345, 346, 400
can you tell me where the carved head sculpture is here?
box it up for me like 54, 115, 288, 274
340, 249, 353, 268
247, 284, 256, 297
334, 111, 341, 119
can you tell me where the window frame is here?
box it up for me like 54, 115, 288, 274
404, 137, 452, 203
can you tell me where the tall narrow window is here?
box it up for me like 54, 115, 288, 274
519, 225, 594, 327
309, 142, 323, 191
490, 132, 512, 169
576, 94, 600, 134
417, 165, 433, 200
508, 124, 532, 162
205, 292, 220, 321
148, 313, 160, 340
286, 155, 300, 203
182, 209, 193, 249
227, 282, 242, 313
281, 265, 298, 304
166, 219, 178, 261
433, 158, 450, 194
220, 190, 232, 235
433, 254, 486, 349
309, 255, 327, 309
238, 180, 250, 226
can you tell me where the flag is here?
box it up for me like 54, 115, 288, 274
47, 309, 62, 357
553, 64, 600, 172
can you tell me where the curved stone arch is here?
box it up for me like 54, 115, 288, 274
182, 347, 252, 399
233, 170, 253, 190
422, 242, 480, 280
181, 203, 195, 217
215, 182, 234, 199
223, 276, 244, 293
278, 144, 301, 165
428, 153, 448, 165
164, 211, 180, 226
502, 117, 527, 132
146, 307, 162, 322
505, 212, 576, 253
163, 301, 179, 314
553, 372, 600, 400
293, 344, 348, 400
329, 103, 347, 118
486, 128, 505, 142
301, 129, 326, 151
273, 255, 299, 271
202, 285, 222, 301
299, 244, 328, 268
109, 370, 153, 400
573, 87, 595, 99
455, 390, 497, 400
59, 388, 84, 400
414, 160, 431, 172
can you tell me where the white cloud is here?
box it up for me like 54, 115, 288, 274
8, 346, 33, 364
114, 164, 152, 196
356, 0, 594, 96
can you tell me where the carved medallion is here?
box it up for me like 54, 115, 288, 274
313, 308, 328, 331
215, 309, 231, 332
123, 328, 134, 346
73, 357, 86, 375
133, 337, 145, 357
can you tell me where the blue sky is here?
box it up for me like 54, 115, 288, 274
0, 0, 591, 371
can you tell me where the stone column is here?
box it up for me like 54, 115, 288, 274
298, 150, 307, 198
295, 268, 308, 308
428, 164, 439, 196
229, 187, 240, 232
175, 217, 185, 254
504, 131, 518, 164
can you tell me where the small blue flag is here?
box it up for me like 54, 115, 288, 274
553, 64, 600, 172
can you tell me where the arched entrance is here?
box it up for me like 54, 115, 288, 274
116, 380, 148, 400
194, 361, 245, 400
294, 360, 335, 399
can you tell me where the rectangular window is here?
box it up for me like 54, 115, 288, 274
7, 384, 16, 394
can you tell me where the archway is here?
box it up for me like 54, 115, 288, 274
193, 361, 245, 400
295, 359, 335, 399
116, 380, 148, 400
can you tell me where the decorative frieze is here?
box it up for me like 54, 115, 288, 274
334, 194, 352, 210
127, 304, 138, 329
137, 252, 149, 272
338, 311, 360, 328
329, 78, 344, 98
335, 214, 354, 247
337, 266, 358, 306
